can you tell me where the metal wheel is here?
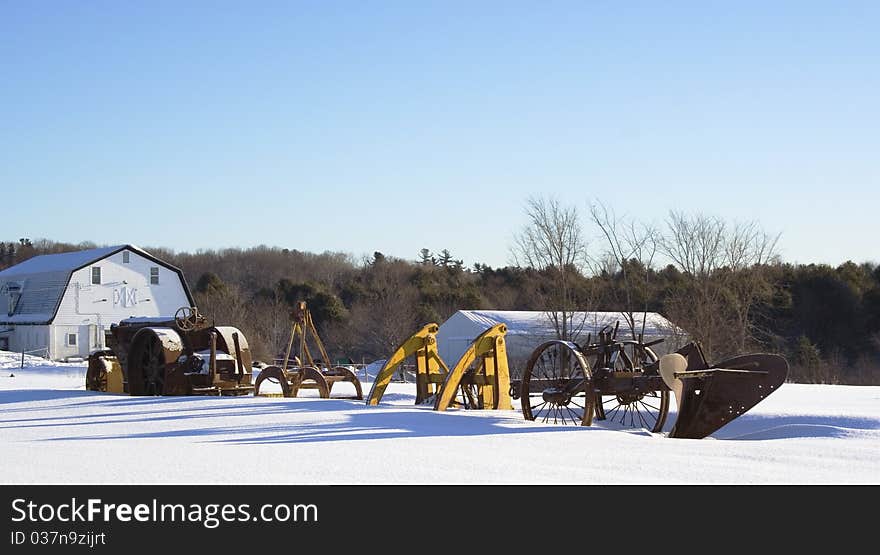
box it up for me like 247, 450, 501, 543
590, 343, 669, 433
291, 366, 330, 398
253, 365, 292, 397
326, 366, 364, 400
521, 340, 595, 426
128, 333, 167, 396
174, 306, 199, 331
85, 355, 110, 392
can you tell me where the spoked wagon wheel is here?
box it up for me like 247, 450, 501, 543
521, 340, 595, 426
128, 333, 167, 396
590, 343, 669, 433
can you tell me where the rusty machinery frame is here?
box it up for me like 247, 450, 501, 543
514, 321, 788, 439
86, 306, 255, 396
253, 301, 363, 399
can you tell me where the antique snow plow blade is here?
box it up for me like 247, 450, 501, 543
86, 306, 255, 396
434, 323, 512, 411
516, 322, 788, 438
253, 301, 362, 399
659, 349, 789, 439
366, 323, 450, 405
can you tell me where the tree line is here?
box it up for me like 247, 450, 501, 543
2, 201, 878, 384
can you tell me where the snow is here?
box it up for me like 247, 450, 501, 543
187, 350, 237, 374
150, 327, 184, 353
1, 350, 878, 484
121, 317, 175, 324
0, 313, 54, 324
0, 246, 125, 276
457, 310, 679, 337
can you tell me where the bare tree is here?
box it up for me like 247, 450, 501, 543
512, 196, 589, 341
660, 211, 779, 359
589, 202, 660, 341
722, 221, 780, 353
348, 259, 420, 359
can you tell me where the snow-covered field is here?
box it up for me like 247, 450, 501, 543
1, 350, 878, 484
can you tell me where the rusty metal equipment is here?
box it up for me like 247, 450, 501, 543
514, 321, 787, 439
367, 322, 512, 412
85, 306, 254, 396
253, 301, 362, 399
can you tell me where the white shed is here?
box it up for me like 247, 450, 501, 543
436, 310, 685, 372
0, 245, 194, 361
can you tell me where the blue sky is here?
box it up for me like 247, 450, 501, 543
2, 1, 877, 268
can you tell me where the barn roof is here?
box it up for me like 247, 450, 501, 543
443, 310, 680, 339
0, 245, 193, 324
0, 245, 124, 277
435, 309, 685, 366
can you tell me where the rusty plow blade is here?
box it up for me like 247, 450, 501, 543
660, 353, 789, 439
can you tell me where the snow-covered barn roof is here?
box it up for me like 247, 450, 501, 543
0, 246, 123, 276
435, 310, 685, 369
447, 310, 680, 338
0, 245, 194, 324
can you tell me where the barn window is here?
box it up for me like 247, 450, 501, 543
150, 267, 159, 285
67, 333, 77, 346
122, 251, 130, 263
91, 267, 101, 285
6, 283, 21, 316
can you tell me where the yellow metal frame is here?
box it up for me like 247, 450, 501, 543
367, 322, 512, 411
366, 323, 450, 405
102, 356, 125, 394
434, 323, 511, 411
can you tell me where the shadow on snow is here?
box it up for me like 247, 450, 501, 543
3, 389, 878, 443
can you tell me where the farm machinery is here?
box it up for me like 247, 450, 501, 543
84, 297, 788, 439
514, 321, 788, 439
86, 306, 254, 396
367, 318, 787, 439
253, 302, 362, 399
367, 322, 512, 411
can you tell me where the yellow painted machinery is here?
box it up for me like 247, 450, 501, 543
85, 352, 125, 394
253, 302, 362, 399
366, 323, 450, 406
366, 322, 512, 411
433, 323, 512, 411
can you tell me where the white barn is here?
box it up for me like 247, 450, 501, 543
436, 310, 685, 372
0, 245, 194, 360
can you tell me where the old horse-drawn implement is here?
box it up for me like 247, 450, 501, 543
515, 321, 788, 439
367, 318, 786, 439
253, 302, 362, 399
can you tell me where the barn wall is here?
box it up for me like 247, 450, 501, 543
4, 325, 51, 358
50, 248, 191, 358
54, 249, 190, 327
